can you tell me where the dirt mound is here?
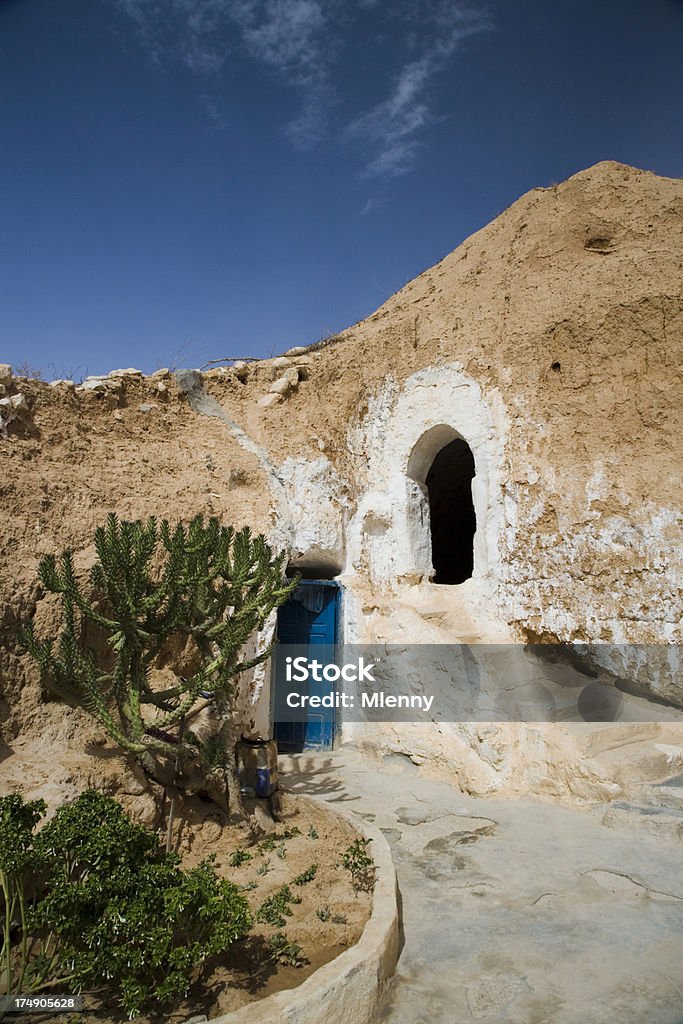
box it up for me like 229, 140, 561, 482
1, 159, 681, 797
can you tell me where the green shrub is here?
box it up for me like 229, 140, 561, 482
0, 793, 64, 1003
0, 791, 251, 1018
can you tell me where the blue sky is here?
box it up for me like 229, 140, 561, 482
1, 0, 682, 379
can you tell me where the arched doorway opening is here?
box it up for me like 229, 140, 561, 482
407, 426, 477, 585
426, 438, 476, 583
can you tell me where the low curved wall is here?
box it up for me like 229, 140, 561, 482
210, 796, 401, 1024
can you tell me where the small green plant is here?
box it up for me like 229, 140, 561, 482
256, 858, 272, 876
332, 913, 347, 924
257, 885, 301, 928
229, 848, 253, 867
268, 933, 307, 967
308, 825, 319, 840
293, 864, 317, 886
276, 842, 286, 860
257, 826, 301, 854
239, 880, 257, 892
316, 906, 330, 922
341, 837, 376, 894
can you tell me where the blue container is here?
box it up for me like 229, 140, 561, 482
255, 767, 273, 798
237, 737, 279, 798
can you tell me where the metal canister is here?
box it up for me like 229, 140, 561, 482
237, 736, 279, 798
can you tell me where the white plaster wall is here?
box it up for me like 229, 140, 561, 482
256, 366, 681, 803
279, 455, 350, 573
343, 363, 512, 642
334, 364, 683, 799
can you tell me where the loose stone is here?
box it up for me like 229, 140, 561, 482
257, 392, 283, 408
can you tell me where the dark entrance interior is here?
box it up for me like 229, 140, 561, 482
426, 438, 476, 584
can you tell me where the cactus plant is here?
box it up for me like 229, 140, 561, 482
19, 513, 297, 819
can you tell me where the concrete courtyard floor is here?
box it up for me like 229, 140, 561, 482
280, 747, 683, 1024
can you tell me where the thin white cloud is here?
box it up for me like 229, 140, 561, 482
360, 195, 385, 215
111, 0, 491, 175
113, 0, 330, 77
284, 84, 334, 149
347, 56, 432, 178
232, 0, 334, 147
346, 4, 490, 178
113, 0, 336, 146
238, 0, 327, 79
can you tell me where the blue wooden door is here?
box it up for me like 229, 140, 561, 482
274, 581, 340, 752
